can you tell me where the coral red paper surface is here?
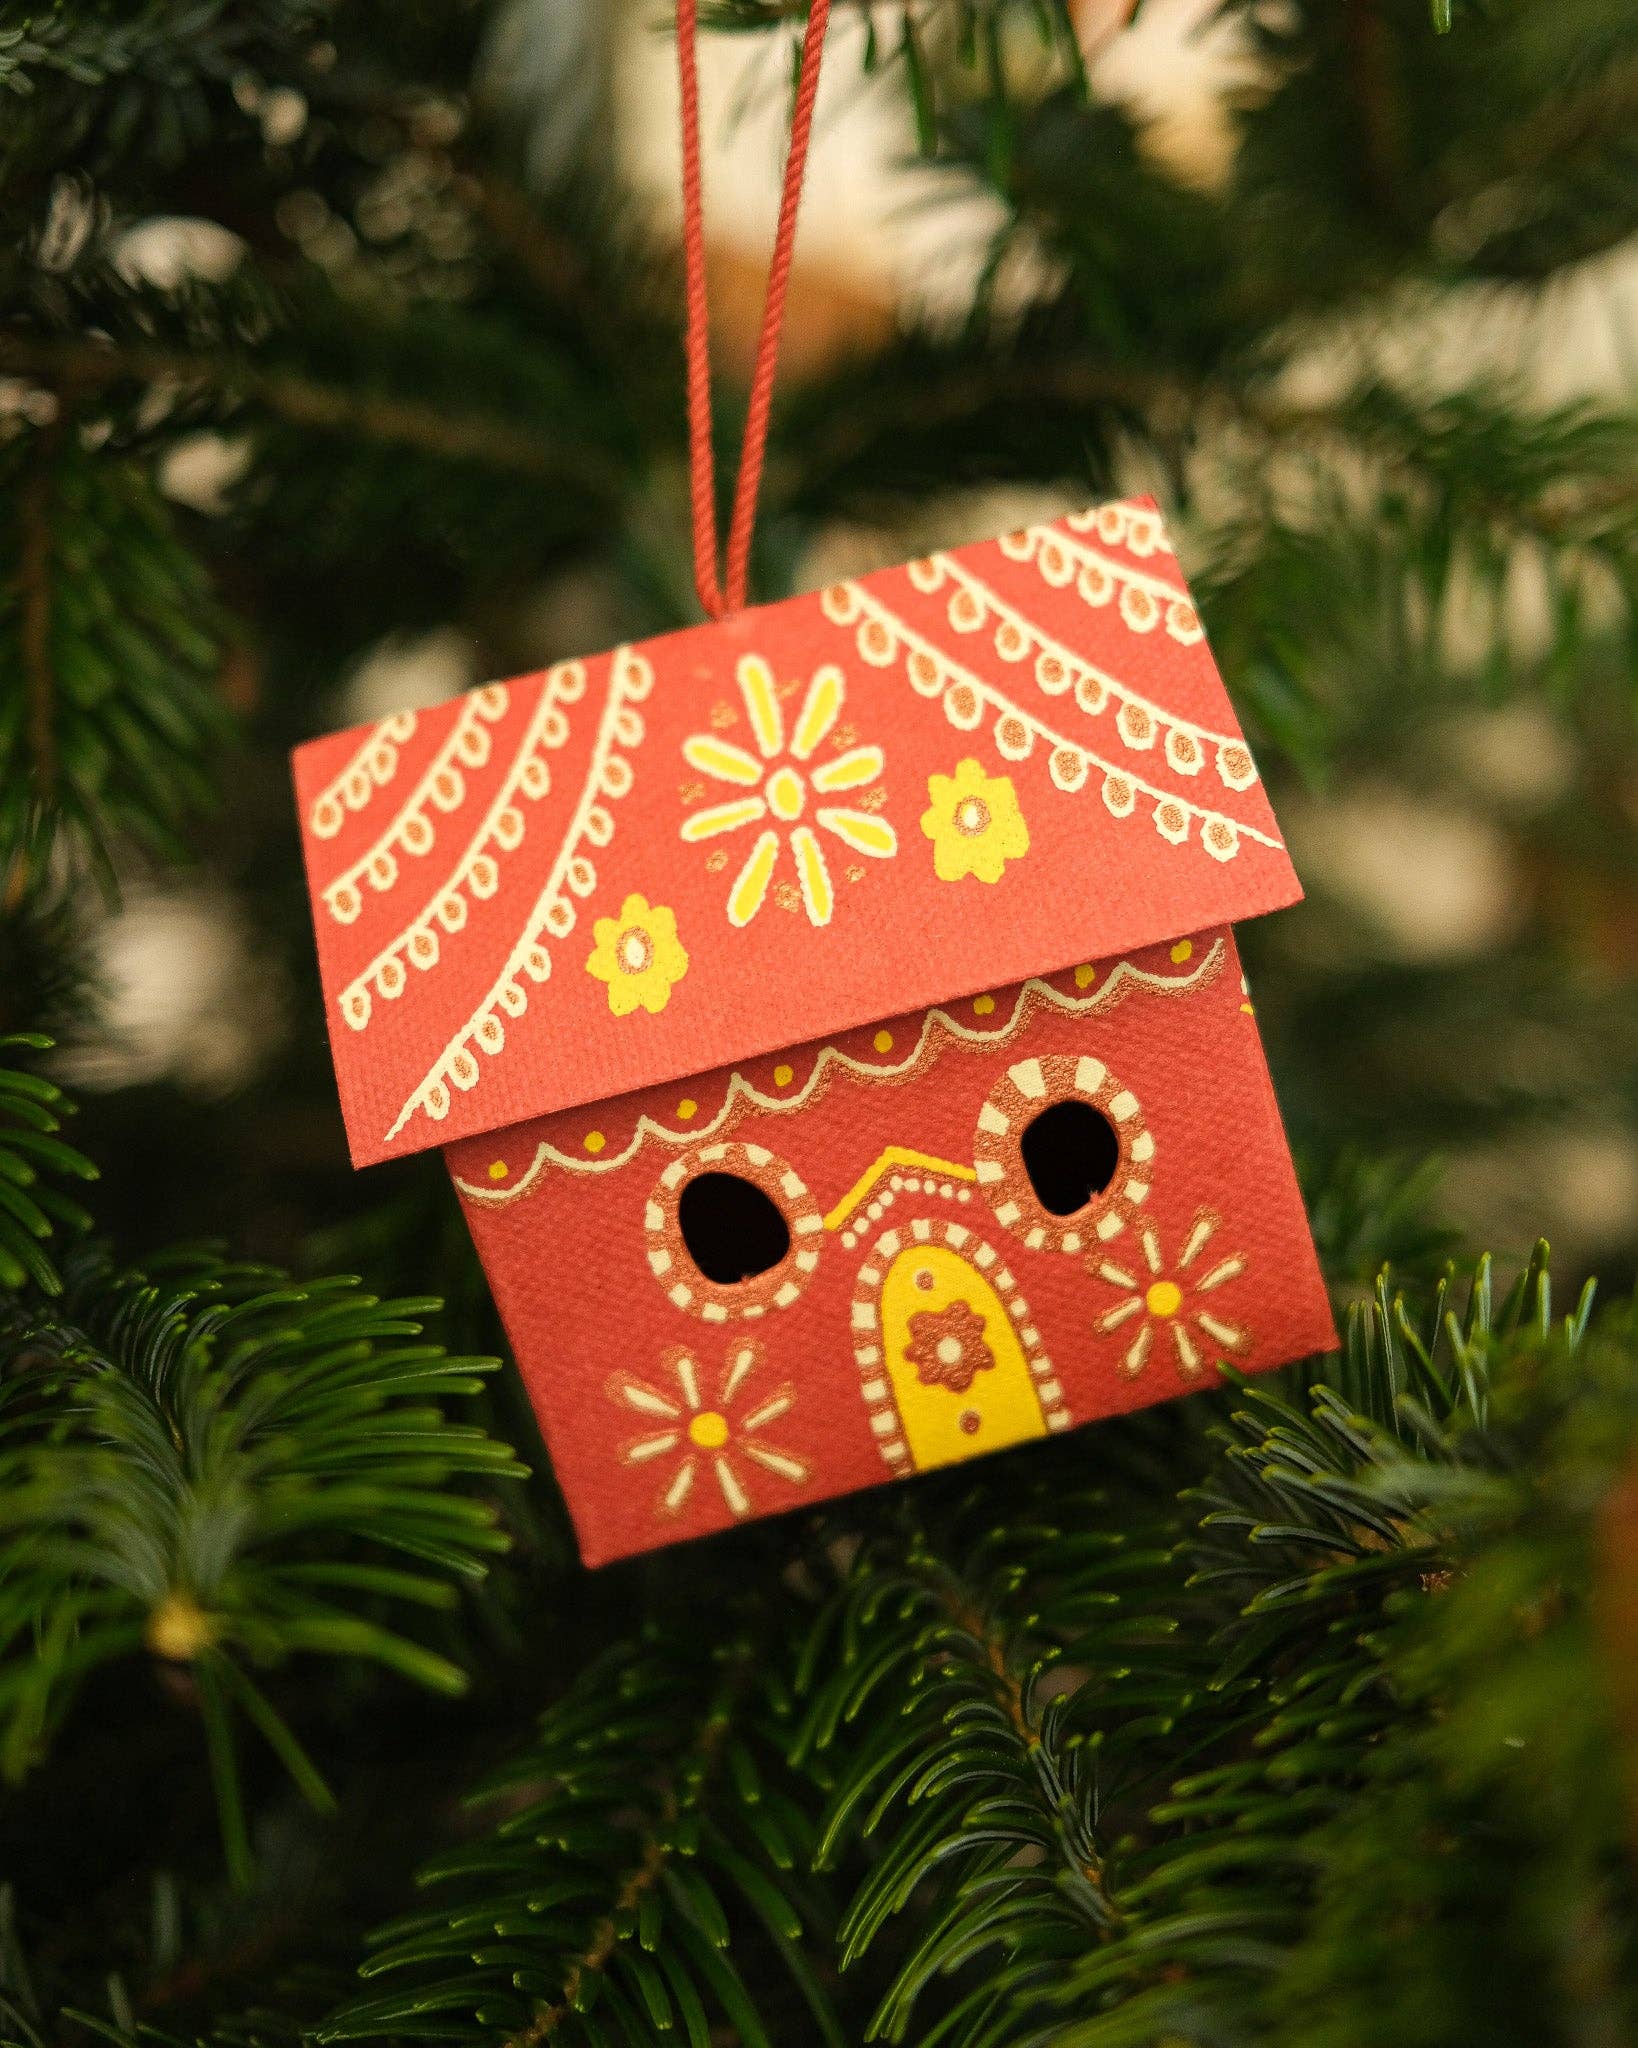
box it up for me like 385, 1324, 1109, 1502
292, 499, 1301, 1167
292, 497, 1335, 1564
444, 929, 1335, 1567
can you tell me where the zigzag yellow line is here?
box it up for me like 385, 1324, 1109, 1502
822, 1148, 976, 1233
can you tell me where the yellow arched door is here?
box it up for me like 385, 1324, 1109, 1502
879, 1243, 1047, 1471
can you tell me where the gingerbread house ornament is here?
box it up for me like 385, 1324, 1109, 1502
293, 498, 1336, 1566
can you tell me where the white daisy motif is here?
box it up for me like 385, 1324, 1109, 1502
680, 655, 896, 926
610, 1340, 810, 1519
1091, 1210, 1250, 1378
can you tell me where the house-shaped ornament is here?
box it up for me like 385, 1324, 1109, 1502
293, 498, 1336, 1566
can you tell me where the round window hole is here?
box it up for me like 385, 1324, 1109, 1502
677, 1172, 791, 1285
1019, 1098, 1119, 1216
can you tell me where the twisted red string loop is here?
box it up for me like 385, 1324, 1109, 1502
678, 0, 832, 619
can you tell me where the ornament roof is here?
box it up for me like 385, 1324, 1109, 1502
292, 498, 1301, 1167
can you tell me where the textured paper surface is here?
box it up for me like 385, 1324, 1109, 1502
446, 928, 1336, 1567
292, 499, 1301, 1167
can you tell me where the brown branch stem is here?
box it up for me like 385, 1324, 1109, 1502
19, 414, 61, 799
507, 1837, 669, 2047
1342, 0, 1412, 222
0, 333, 624, 498
939, 1584, 1115, 1911
1441, 49, 1638, 201
501, 1662, 745, 2048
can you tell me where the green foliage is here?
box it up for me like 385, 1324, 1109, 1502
0, 1035, 95, 1294
320, 1622, 845, 2047
1301, 1146, 1457, 1288
274, 1246, 1638, 2048
1193, 380, 1638, 780
698, 2, 1087, 156
0, 1247, 526, 1884
0, 431, 232, 906
1224, 0, 1638, 287
0, 4, 324, 190
1267, 1307, 1638, 2045
779, 1247, 1632, 2048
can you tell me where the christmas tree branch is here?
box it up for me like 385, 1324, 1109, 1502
322, 1622, 846, 2046
496, 1657, 743, 2048
0, 1243, 526, 1886
17, 416, 59, 811
0, 333, 615, 490
0, 427, 232, 903
785, 1248, 1633, 2047
794, 1485, 1177, 2042
0, 1038, 96, 1295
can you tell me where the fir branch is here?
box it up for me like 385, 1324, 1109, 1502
797, 1248, 1633, 2046
697, 0, 1090, 153
320, 1621, 846, 2047
1303, 1148, 1457, 1290
0, 1036, 96, 1296
0, 425, 234, 904
0, 1247, 525, 1884
17, 414, 59, 814
795, 1481, 1182, 2045
1226, 0, 1638, 288
0, 2, 326, 189
0, 4, 320, 100
0, 334, 616, 491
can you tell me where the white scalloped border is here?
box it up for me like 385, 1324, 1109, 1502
452, 938, 1225, 1203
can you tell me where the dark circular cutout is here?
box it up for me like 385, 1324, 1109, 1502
677, 1171, 792, 1286
1019, 1098, 1119, 1216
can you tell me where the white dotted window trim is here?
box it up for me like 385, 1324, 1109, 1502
848, 1217, 1071, 1472
972, 1053, 1153, 1254
644, 1141, 822, 1323
835, 1171, 975, 1249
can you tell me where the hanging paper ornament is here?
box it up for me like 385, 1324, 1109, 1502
290, 0, 1335, 1566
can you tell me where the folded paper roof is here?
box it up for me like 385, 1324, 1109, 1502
293, 498, 1300, 1167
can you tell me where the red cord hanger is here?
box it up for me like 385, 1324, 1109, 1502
677, 0, 833, 619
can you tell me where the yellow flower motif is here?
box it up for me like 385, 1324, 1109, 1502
680, 655, 896, 927
921, 758, 1030, 884
1092, 1211, 1249, 1379
586, 892, 689, 1017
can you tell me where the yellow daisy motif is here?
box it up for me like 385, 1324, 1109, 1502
921, 758, 1030, 884
611, 1341, 810, 1519
679, 655, 896, 927
1092, 1211, 1249, 1379
585, 892, 689, 1017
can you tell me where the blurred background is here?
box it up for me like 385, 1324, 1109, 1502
14, 0, 1633, 1307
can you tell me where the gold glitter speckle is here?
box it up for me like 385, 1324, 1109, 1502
680, 780, 707, 803
775, 881, 801, 912
709, 700, 738, 730
846, 864, 865, 883
705, 849, 729, 872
